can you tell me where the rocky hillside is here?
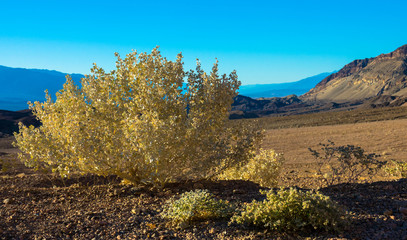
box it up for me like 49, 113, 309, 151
302, 44, 407, 102
230, 95, 310, 118
0, 110, 39, 137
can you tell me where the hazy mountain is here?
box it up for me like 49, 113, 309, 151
0, 64, 334, 111
0, 65, 84, 111
239, 72, 334, 98
302, 44, 407, 103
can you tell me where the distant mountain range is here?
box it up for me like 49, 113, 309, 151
0, 65, 330, 111
231, 44, 407, 118
0, 65, 83, 111
239, 72, 334, 98
3, 44, 407, 119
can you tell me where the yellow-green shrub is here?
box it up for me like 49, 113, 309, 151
161, 189, 234, 227
13, 48, 263, 187
231, 188, 348, 233
384, 160, 407, 178
218, 149, 284, 188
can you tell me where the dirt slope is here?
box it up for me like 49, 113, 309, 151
303, 44, 407, 102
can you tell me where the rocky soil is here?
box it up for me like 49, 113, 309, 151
1, 164, 407, 240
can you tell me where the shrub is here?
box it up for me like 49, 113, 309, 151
0, 157, 15, 172
309, 141, 387, 187
161, 189, 234, 227
231, 188, 348, 233
13, 47, 263, 187
384, 160, 407, 178
218, 149, 284, 188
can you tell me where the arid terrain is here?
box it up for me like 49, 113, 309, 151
264, 117, 407, 189
1, 108, 407, 239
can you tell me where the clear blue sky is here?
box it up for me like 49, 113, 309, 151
0, 0, 406, 85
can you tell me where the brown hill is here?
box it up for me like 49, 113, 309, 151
302, 44, 407, 102
0, 109, 39, 137
230, 94, 309, 118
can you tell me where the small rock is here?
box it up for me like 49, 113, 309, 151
130, 186, 144, 193
384, 209, 393, 216
131, 208, 141, 215
208, 228, 215, 234
233, 189, 245, 194
16, 173, 25, 178
193, 183, 204, 189
3, 198, 11, 204
389, 223, 398, 229
178, 221, 189, 229
383, 185, 395, 191
399, 207, 407, 216
157, 192, 166, 197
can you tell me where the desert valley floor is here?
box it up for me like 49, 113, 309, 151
1, 116, 407, 239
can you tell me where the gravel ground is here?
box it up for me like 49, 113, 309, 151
1, 168, 407, 240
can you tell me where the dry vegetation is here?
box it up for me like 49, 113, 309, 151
260, 118, 407, 188
2, 107, 407, 239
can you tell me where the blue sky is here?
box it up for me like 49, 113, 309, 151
0, 0, 406, 85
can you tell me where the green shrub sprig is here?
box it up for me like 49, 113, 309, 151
161, 189, 234, 227
231, 188, 348, 233
384, 160, 407, 178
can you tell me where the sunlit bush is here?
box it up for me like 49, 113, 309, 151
384, 160, 407, 178
161, 189, 234, 227
218, 149, 284, 188
231, 188, 348, 233
14, 47, 263, 187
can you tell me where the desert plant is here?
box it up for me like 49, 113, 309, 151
0, 158, 4, 172
13, 47, 263, 187
161, 189, 234, 227
309, 141, 387, 187
231, 188, 348, 233
384, 160, 407, 178
218, 148, 284, 188
0, 157, 14, 172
